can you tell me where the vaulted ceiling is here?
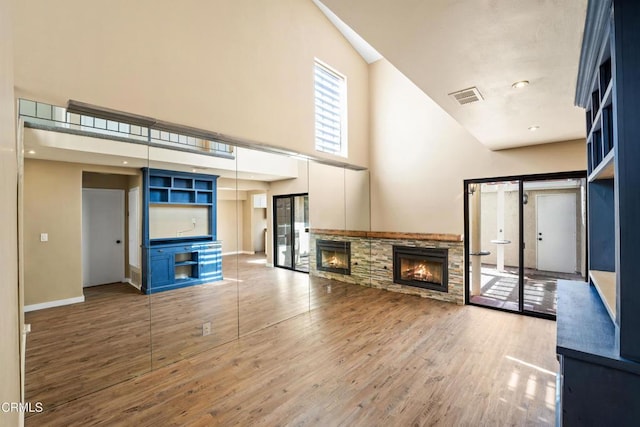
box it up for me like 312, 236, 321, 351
318, 0, 588, 150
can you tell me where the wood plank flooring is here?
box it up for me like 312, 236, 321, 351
25, 255, 322, 409
25, 270, 558, 426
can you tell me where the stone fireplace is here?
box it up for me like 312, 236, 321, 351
316, 240, 351, 275
393, 246, 448, 293
310, 229, 463, 304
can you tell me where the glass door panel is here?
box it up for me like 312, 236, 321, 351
522, 178, 587, 316
468, 180, 521, 312
293, 195, 309, 272
274, 196, 293, 269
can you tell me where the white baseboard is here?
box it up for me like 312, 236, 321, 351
222, 251, 256, 256
265, 262, 274, 267
24, 295, 85, 312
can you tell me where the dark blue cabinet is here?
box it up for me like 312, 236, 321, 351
559, 0, 640, 422
141, 168, 223, 294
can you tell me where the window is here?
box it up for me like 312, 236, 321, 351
314, 60, 347, 156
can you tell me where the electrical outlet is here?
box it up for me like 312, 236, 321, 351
202, 322, 211, 336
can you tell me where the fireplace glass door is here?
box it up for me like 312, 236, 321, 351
274, 193, 309, 273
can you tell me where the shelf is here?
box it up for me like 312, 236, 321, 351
586, 80, 613, 144
194, 179, 213, 190
589, 149, 615, 181
589, 269, 617, 322
175, 260, 198, 266
173, 177, 193, 189
149, 176, 171, 187
149, 188, 169, 203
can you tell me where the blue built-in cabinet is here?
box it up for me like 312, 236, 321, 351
141, 168, 223, 294
558, 0, 640, 423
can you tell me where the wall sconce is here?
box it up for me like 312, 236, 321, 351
523, 192, 529, 204
468, 183, 478, 195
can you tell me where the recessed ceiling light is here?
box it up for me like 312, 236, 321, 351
528, 125, 540, 132
512, 80, 530, 89
28, 150, 36, 154
122, 161, 128, 164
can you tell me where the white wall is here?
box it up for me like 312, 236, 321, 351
0, 0, 21, 424
369, 59, 586, 235
217, 199, 243, 255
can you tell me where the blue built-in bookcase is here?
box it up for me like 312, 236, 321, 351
141, 168, 223, 294
557, 0, 640, 423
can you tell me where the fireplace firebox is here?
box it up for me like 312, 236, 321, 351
393, 246, 448, 292
316, 240, 351, 275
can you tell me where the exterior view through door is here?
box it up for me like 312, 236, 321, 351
465, 173, 586, 318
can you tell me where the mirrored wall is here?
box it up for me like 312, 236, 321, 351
19, 100, 370, 414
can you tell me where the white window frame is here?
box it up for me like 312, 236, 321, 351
314, 58, 348, 157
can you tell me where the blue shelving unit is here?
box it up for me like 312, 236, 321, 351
141, 168, 223, 294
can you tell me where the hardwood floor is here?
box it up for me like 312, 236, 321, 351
24, 283, 152, 410
25, 255, 320, 409
26, 273, 558, 426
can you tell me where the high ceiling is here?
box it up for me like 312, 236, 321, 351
318, 0, 588, 150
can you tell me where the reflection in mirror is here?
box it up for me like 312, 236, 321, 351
147, 142, 239, 368
308, 162, 347, 306
19, 100, 152, 411
308, 163, 371, 308
237, 150, 310, 336
345, 168, 372, 290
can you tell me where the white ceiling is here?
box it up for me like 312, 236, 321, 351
316, 0, 588, 150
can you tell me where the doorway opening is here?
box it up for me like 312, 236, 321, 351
273, 193, 309, 273
464, 171, 587, 319
82, 172, 137, 289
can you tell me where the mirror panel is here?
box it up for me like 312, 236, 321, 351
309, 162, 349, 305
21, 100, 152, 410
238, 149, 309, 336
345, 168, 372, 290
308, 163, 372, 307
18, 99, 371, 414
148, 141, 239, 368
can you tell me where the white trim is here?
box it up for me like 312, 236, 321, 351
265, 262, 274, 268
24, 296, 85, 312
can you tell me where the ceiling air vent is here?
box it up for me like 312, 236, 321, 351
448, 87, 484, 105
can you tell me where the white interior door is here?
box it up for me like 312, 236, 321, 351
536, 193, 577, 273
82, 188, 125, 287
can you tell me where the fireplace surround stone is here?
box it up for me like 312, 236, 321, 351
310, 229, 464, 304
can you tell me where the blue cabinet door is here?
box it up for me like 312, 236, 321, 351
150, 255, 173, 287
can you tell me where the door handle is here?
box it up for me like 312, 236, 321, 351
116, 240, 122, 244
537, 237, 542, 241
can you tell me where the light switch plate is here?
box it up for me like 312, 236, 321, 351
40, 233, 48, 242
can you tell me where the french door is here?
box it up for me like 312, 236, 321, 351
274, 193, 309, 273
464, 172, 586, 318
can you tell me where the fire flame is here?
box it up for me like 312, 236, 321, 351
326, 255, 346, 268
408, 264, 433, 281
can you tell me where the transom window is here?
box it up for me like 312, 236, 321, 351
314, 60, 347, 157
